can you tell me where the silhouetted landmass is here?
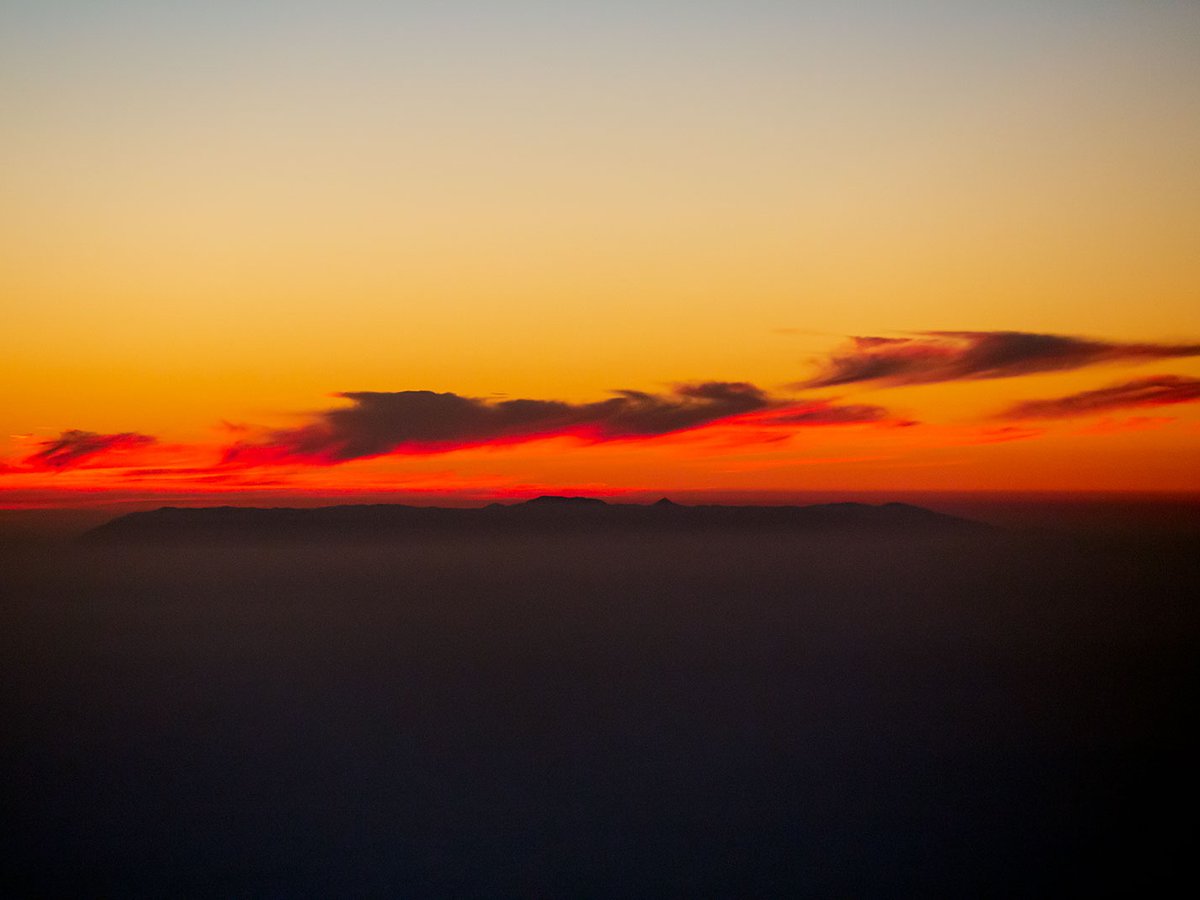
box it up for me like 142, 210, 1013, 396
84, 497, 986, 543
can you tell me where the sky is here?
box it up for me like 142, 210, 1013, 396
3, 1, 1199, 507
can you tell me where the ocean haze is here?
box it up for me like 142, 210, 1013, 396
2, 501, 1196, 894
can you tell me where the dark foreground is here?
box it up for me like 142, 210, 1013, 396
2, 509, 1196, 895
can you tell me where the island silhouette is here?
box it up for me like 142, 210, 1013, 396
85, 496, 986, 543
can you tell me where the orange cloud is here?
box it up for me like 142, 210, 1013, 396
1078, 417, 1177, 435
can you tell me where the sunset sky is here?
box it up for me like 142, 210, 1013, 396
3, 1, 1199, 507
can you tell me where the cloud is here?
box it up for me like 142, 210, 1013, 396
1078, 417, 1176, 435
998, 375, 1200, 420
223, 383, 776, 465
762, 401, 900, 426
0, 385, 906, 479
23, 430, 157, 470
800, 331, 1200, 388
221, 384, 902, 466
961, 425, 1046, 444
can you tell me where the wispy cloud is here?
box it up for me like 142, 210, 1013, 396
800, 331, 1200, 388
998, 375, 1200, 420
23, 430, 157, 471
1078, 417, 1176, 435
763, 401, 899, 427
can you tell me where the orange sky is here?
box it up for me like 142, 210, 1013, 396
3, 2, 1199, 507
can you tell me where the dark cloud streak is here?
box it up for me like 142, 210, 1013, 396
998, 375, 1200, 420
221, 384, 899, 466
24, 430, 157, 470
801, 331, 1200, 388
223, 383, 776, 465
764, 402, 897, 426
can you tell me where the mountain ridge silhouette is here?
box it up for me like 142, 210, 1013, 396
83, 496, 988, 543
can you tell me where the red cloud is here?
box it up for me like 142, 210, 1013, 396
23, 430, 157, 471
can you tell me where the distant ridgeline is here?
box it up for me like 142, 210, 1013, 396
84, 497, 987, 543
